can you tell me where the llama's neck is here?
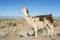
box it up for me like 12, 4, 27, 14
24, 13, 30, 18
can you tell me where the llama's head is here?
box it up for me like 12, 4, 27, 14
21, 7, 29, 14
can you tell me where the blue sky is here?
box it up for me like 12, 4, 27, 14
0, 0, 60, 17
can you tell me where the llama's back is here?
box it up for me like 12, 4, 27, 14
32, 14, 54, 24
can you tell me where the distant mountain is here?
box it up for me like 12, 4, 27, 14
53, 17, 60, 19
0, 16, 60, 19
0, 16, 24, 19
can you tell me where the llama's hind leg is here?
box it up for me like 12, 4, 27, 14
50, 25, 53, 37
48, 24, 53, 37
47, 23, 53, 37
46, 25, 51, 37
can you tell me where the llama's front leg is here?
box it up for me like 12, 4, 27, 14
34, 26, 37, 38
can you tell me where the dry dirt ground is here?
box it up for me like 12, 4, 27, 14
0, 19, 60, 40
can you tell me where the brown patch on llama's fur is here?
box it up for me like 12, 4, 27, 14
32, 14, 53, 24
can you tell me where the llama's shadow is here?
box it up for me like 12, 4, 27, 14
56, 32, 60, 37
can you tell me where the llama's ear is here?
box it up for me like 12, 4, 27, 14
27, 9, 29, 13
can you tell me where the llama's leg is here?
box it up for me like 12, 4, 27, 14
46, 25, 50, 37
34, 26, 37, 38
51, 25, 53, 37
47, 23, 53, 37
48, 24, 53, 37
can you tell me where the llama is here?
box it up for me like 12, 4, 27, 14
21, 7, 54, 38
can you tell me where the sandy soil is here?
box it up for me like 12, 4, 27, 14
0, 19, 60, 40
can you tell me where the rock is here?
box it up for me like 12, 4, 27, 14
18, 31, 28, 37
56, 32, 60, 37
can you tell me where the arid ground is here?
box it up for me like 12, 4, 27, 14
0, 18, 60, 40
